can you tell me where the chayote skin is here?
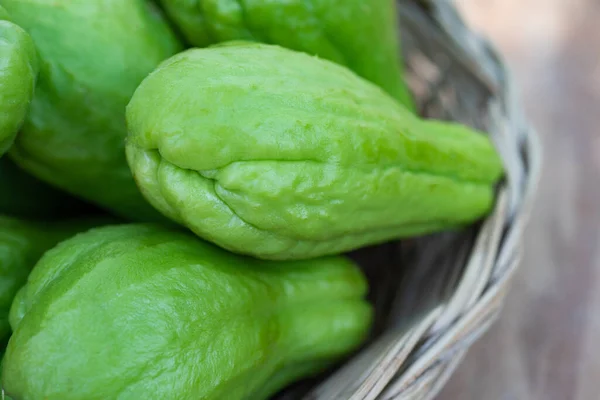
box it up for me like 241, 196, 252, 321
3, 224, 372, 400
0, 6, 38, 156
0, 215, 109, 340
125, 42, 504, 260
0, 353, 10, 400
157, 0, 415, 111
1, 0, 182, 221
0, 157, 97, 219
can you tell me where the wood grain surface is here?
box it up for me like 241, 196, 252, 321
438, 1, 600, 399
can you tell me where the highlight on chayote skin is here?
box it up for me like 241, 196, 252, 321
125, 41, 504, 260
1, 0, 182, 221
0, 215, 108, 341
157, 0, 416, 111
0, 6, 38, 156
2, 224, 372, 400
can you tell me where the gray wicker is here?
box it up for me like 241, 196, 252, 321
275, 0, 542, 399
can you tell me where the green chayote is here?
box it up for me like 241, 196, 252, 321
0, 157, 96, 219
1, 0, 182, 221
125, 42, 504, 260
0, 215, 108, 340
3, 224, 372, 400
157, 0, 415, 110
0, 6, 37, 156
0, 353, 9, 400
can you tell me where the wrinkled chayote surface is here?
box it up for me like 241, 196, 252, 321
0, 5, 38, 156
0, 215, 108, 340
157, 0, 415, 110
126, 42, 504, 260
3, 224, 372, 400
1, 0, 182, 221
0, 157, 96, 219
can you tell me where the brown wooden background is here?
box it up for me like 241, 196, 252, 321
437, 1, 600, 399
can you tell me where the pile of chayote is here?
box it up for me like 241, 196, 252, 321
0, 1, 503, 399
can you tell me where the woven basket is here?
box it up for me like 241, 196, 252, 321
274, 1, 542, 399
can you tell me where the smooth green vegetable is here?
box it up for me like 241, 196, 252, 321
0, 215, 108, 340
157, 0, 415, 110
126, 42, 504, 260
2, 0, 182, 221
0, 6, 38, 156
3, 224, 372, 400
0, 157, 96, 219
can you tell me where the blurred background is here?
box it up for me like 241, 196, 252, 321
437, 1, 600, 399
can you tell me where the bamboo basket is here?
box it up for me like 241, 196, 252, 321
275, 0, 542, 399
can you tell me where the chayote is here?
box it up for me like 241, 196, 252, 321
0, 353, 10, 400
1, 0, 182, 221
0, 215, 108, 340
157, 0, 415, 111
0, 6, 38, 156
3, 224, 372, 400
125, 42, 504, 260
0, 157, 96, 219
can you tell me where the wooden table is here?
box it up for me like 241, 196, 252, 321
438, 1, 600, 399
